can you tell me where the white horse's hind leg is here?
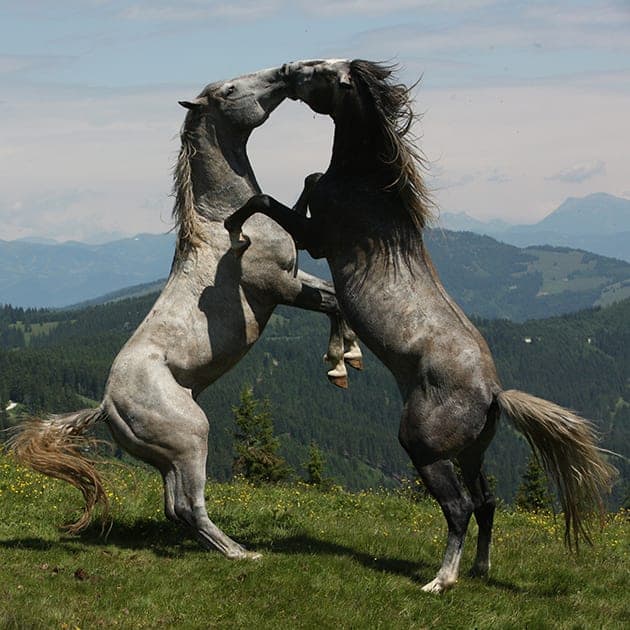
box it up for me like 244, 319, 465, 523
104, 368, 258, 559
163, 457, 259, 560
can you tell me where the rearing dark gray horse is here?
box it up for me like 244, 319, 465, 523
225, 59, 617, 591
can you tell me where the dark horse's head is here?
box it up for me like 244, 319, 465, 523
284, 59, 433, 232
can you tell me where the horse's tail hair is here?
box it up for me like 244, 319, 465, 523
6, 407, 110, 533
497, 389, 617, 549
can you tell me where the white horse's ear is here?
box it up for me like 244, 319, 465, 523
178, 96, 209, 110
338, 70, 353, 88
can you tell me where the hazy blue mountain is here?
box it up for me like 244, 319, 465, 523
0, 233, 176, 308
438, 211, 511, 233
440, 193, 630, 262
534, 193, 630, 235
3, 227, 630, 321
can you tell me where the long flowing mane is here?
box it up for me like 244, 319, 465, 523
172, 117, 205, 258
349, 60, 435, 232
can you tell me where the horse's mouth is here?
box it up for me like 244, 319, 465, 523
281, 63, 300, 100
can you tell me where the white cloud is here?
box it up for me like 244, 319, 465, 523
120, 1, 280, 22
0, 83, 185, 241
416, 79, 630, 222
0, 54, 76, 75
116, 0, 494, 23
2, 0, 630, 240
347, 2, 630, 63
547, 160, 607, 184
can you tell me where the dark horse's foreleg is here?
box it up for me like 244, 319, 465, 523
224, 194, 321, 256
292, 172, 323, 218
279, 269, 356, 389
225, 184, 360, 387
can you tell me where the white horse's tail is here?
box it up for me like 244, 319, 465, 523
7, 407, 109, 533
497, 389, 617, 549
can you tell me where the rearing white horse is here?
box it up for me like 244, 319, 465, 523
9, 64, 361, 559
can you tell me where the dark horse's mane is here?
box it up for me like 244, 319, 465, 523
350, 60, 435, 234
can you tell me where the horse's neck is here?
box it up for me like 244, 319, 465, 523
329, 107, 382, 174
189, 122, 260, 220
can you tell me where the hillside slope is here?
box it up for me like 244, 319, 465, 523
2, 457, 627, 629
2, 296, 628, 507
425, 231, 630, 320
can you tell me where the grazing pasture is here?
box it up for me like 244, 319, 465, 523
1, 456, 627, 628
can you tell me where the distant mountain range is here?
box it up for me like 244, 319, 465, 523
2, 192, 630, 321
69, 230, 630, 322
0, 234, 175, 308
440, 193, 630, 262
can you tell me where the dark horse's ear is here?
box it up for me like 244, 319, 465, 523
178, 96, 209, 110
338, 69, 353, 89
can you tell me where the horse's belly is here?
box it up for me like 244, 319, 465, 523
168, 304, 270, 387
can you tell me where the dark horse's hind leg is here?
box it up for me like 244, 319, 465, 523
458, 456, 496, 577
408, 457, 474, 593
458, 406, 498, 577
400, 394, 494, 592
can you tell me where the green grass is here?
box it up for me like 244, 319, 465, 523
1, 455, 628, 629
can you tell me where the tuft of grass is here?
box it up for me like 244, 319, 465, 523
1, 455, 628, 629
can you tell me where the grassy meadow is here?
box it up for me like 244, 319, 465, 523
1, 455, 628, 629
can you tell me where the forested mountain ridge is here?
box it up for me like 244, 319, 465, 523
424, 231, 630, 320
3, 229, 630, 321
1, 295, 628, 507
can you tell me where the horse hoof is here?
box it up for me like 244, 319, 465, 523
242, 550, 262, 561
229, 232, 251, 256
468, 564, 489, 578
328, 373, 349, 389
227, 549, 262, 561
345, 357, 363, 371
421, 577, 453, 594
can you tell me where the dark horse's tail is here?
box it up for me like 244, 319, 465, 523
7, 408, 110, 533
497, 389, 617, 549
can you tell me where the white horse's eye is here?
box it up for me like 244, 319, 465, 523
224, 85, 236, 96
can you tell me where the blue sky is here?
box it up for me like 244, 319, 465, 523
1, 1, 629, 242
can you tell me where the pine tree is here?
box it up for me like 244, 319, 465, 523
304, 441, 332, 489
0, 397, 9, 433
232, 386, 292, 484
516, 454, 552, 511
